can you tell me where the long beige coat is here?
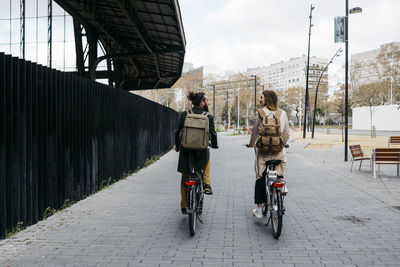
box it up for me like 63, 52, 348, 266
248, 107, 290, 179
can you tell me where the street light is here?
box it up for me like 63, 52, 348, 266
251, 74, 257, 114
312, 48, 342, 138
344, 1, 362, 161
303, 4, 315, 139
349, 7, 362, 14
212, 84, 216, 116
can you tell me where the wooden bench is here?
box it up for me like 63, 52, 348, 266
388, 136, 400, 147
372, 148, 400, 179
349, 145, 371, 172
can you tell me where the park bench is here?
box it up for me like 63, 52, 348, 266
388, 136, 400, 147
349, 145, 371, 172
372, 148, 400, 179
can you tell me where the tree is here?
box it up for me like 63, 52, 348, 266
353, 82, 386, 137
350, 62, 362, 94
376, 43, 400, 103
277, 87, 304, 125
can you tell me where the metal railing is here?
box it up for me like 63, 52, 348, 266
0, 53, 178, 238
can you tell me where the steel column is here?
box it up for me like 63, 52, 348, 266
47, 0, 52, 68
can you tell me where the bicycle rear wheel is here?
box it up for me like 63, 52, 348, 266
270, 187, 283, 239
188, 188, 197, 236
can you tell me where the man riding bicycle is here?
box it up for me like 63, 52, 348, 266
175, 92, 218, 214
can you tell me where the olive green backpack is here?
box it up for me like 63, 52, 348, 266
180, 110, 210, 150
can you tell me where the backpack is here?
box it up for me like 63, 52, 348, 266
255, 108, 284, 154
180, 110, 210, 150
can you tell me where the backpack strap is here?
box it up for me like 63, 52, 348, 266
275, 109, 282, 120
257, 108, 267, 119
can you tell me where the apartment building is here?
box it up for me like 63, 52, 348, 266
247, 55, 329, 105
351, 41, 400, 85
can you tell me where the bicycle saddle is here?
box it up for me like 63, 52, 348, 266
265, 160, 282, 167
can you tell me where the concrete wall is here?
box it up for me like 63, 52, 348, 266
352, 105, 400, 131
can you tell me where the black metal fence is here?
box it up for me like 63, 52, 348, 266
0, 53, 178, 238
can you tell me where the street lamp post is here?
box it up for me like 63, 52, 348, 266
344, 1, 362, 161
251, 75, 257, 114
312, 48, 342, 138
213, 84, 216, 116
303, 4, 315, 139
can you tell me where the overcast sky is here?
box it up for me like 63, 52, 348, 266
179, 0, 400, 84
1, 0, 399, 90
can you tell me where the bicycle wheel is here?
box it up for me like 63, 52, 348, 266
198, 179, 204, 215
188, 187, 197, 236
270, 187, 283, 239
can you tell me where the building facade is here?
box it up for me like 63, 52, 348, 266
351, 41, 400, 86
247, 55, 329, 105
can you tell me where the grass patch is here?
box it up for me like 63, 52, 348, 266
100, 177, 115, 190
144, 155, 160, 167
60, 199, 75, 210
43, 207, 57, 219
6, 221, 26, 238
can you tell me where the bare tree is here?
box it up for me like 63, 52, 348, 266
376, 43, 400, 103
277, 86, 304, 125
353, 82, 386, 137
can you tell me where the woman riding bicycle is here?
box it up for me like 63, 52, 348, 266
246, 90, 290, 218
175, 92, 218, 214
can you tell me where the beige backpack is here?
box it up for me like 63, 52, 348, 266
256, 108, 284, 154
180, 110, 210, 150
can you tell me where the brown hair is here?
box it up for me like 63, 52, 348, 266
188, 92, 205, 107
262, 90, 278, 111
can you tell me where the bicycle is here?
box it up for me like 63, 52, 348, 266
185, 151, 204, 236
262, 159, 286, 239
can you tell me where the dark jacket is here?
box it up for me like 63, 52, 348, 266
175, 106, 218, 174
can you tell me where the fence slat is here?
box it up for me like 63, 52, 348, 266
0, 53, 6, 238
19, 59, 27, 227
25, 61, 33, 227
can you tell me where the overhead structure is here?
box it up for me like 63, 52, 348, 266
55, 0, 186, 90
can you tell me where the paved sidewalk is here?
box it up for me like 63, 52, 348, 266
1, 134, 400, 266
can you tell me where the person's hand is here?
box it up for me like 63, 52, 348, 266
175, 145, 180, 152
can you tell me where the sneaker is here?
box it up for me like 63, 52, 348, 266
282, 184, 288, 196
203, 184, 213, 195
181, 207, 187, 214
252, 208, 263, 219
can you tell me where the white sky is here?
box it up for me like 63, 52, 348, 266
1, 0, 399, 90
179, 0, 400, 86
